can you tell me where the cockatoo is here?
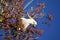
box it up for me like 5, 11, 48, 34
20, 13, 37, 31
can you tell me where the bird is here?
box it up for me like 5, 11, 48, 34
20, 13, 37, 31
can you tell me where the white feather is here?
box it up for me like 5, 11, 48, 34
21, 17, 37, 31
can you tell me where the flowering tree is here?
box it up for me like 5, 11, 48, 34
0, 0, 53, 40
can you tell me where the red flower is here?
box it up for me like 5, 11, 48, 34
17, 0, 24, 6
34, 8, 39, 12
37, 3, 45, 8
48, 14, 53, 21
12, 23, 16, 26
38, 12, 43, 16
5, 22, 10, 26
30, 12, 34, 17
36, 30, 44, 35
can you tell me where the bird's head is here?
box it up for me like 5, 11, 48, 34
27, 13, 37, 27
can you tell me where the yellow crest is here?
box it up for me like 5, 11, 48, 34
27, 12, 32, 19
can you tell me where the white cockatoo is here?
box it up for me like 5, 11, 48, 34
20, 13, 37, 31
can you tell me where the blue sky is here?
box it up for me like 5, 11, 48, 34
0, 0, 60, 40
22, 0, 60, 40
42, 0, 60, 40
